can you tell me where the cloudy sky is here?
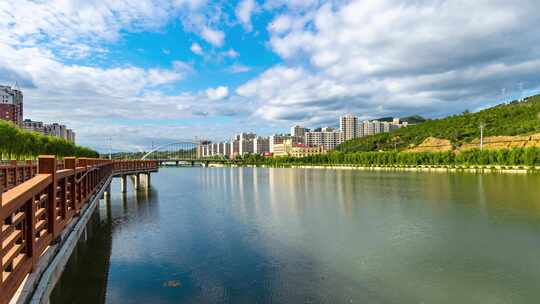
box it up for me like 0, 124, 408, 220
1, 0, 539, 152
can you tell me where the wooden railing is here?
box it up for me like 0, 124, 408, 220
0, 157, 157, 304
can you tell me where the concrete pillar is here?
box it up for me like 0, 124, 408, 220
103, 183, 111, 200
105, 183, 111, 197
146, 173, 151, 187
120, 175, 127, 193
135, 174, 141, 190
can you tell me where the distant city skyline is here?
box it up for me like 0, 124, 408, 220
198, 115, 409, 158
1, 1, 540, 152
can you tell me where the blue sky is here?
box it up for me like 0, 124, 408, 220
1, 0, 540, 152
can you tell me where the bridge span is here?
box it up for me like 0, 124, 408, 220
139, 141, 236, 166
0, 156, 158, 304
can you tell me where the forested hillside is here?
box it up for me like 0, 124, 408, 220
0, 120, 98, 159
336, 95, 540, 152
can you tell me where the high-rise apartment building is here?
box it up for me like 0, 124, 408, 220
44, 123, 67, 139
340, 115, 361, 141
238, 133, 256, 155
0, 85, 23, 126
22, 119, 76, 143
253, 136, 270, 154
66, 128, 76, 143
304, 129, 344, 150
290, 125, 309, 138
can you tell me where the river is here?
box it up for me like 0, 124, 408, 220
51, 167, 540, 304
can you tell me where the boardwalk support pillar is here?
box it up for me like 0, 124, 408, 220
120, 175, 127, 193
135, 174, 141, 190
143, 173, 151, 188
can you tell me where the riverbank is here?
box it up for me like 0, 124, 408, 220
210, 162, 539, 174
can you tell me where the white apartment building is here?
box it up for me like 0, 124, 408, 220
304, 129, 344, 150
340, 115, 361, 141
230, 140, 240, 158
253, 136, 270, 154
66, 129, 76, 143
238, 133, 256, 155
224, 142, 231, 157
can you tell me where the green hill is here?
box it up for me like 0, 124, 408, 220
336, 94, 540, 153
377, 115, 427, 124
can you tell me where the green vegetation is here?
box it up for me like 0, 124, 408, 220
336, 95, 540, 153
378, 115, 426, 124
0, 120, 98, 159
239, 147, 540, 167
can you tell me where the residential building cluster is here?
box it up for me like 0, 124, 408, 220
0, 85, 76, 143
198, 114, 409, 158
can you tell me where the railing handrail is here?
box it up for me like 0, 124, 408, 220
0, 156, 158, 304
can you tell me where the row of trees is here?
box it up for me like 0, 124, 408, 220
238, 147, 540, 167
0, 120, 98, 160
336, 94, 540, 153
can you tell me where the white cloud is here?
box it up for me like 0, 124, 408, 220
206, 86, 229, 100
226, 64, 251, 74
201, 27, 225, 47
244, 0, 540, 124
0, 0, 223, 59
268, 15, 292, 34
191, 43, 203, 55
225, 49, 239, 58
236, 0, 257, 32
0, 42, 247, 150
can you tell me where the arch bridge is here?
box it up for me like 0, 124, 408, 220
141, 141, 231, 166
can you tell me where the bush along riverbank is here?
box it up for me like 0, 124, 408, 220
235, 147, 540, 172
0, 120, 98, 160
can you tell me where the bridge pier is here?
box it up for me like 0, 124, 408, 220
120, 175, 127, 193
103, 183, 111, 198
145, 173, 151, 187
135, 174, 141, 190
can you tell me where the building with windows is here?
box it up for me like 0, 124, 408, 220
290, 125, 309, 138
22, 119, 76, 143
304, 129, 344, 150
65, 128, 76, 143
0, 85, 23, 126
253, 136, 270, 154
340, 115, 361, 140
22, 119, 45, 134
269, 134, 303, 152
273, 139, 326, 157
362, 120, 401, 136
238, 133, 256, 155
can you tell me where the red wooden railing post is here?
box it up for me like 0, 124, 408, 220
25, 184, 37, 270
79, 158, 87, 202
65, 157, 76, 218
38, 155, 58, 239
25, 160, 33, 182
10, 160, 18, 187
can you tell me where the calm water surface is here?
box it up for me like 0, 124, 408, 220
51, 167, 540, 304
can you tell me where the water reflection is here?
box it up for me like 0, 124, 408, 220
52, 168, 540, 304
51, 181, 158, 304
